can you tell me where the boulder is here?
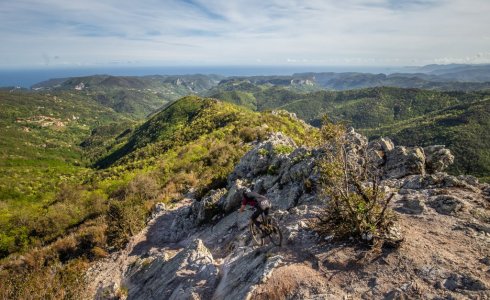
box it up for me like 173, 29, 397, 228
192, 188, 227, 224
382, 223, 404, 248
384, 146, 426, 179
266, 183, 302, 210
161, 205, 196, 243
219, 179, 247, 213
344, 127, 369, 169
127, 239, 218, 300
279, 147, 316, 186
368, 137, 395, 167
424, 145, 454, 173
443, 273, 488, 291
400, 173, 482, 195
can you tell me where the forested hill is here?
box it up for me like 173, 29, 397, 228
207, 86, 490, 178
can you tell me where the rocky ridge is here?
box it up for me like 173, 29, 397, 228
86, 129, 490, 300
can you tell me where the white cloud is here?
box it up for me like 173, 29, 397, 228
0, 0, 489, 68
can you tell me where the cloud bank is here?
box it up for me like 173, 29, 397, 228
0, 0, 489, 68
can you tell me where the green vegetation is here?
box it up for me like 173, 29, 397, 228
0, 90, 134, 256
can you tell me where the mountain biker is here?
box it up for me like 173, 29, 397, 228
238, 189, 271, 230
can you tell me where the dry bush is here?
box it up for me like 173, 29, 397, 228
313, 116, 396, 243
1, 256, 89, 300
91, 246, 108, 259
52, 235, 78, 262
125, 173, 161, 201
53, 184, 84, 204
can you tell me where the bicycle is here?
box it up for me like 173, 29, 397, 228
249, 213, 283, 246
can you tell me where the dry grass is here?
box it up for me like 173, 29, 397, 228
251, 264, 327, 300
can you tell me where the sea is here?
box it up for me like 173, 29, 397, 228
0, 65, 407, 88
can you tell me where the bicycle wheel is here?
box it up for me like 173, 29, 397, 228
268, 224, 283, 246
249, 222, 264, 246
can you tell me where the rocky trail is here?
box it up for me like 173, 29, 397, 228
86, 131, 490, 299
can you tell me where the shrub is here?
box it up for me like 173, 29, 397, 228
313, 116, 397, 244
106, 198, 148, 249
258, 148, 269, 156
125, 174, 160, 201
238, 127, 257, 142
273, 144, 295, 155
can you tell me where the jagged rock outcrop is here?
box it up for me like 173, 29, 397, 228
218, 179, 246, 213
367, 136, 455, 179
228, 132, 320, 210
228, 132, 297, 183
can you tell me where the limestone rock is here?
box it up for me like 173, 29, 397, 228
396, 194, 426, 215
384, 146, 426, 179
344, 127, 369, 169
161, 205, 196, 243
219, 179, 247, 213
192, 189, 227, 224
126, 239, 218, 300
443, 273, 488, 291
424, 145, 454, 173
212, 249, 283, 299
228, 132, 297, 183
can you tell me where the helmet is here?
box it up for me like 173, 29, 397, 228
241, 187, 252, 197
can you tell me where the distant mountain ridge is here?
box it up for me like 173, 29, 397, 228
31, 74, 224, 118
32, 74, 224, 91
29, 64, 490, 93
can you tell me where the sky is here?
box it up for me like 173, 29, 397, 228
1, 0, 490, 69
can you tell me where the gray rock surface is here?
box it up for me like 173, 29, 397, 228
126, 239, 218, 300
213, 249, 283, 299
228, 132, 297, 183
193, 189, 227, 224
367, 139, 454, 180
396, 194, 426, 215
424, 145, 454, 173
218, 179, 246, 213
384, 146, 426, 179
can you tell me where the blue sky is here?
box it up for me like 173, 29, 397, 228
1, 0, 489, 68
